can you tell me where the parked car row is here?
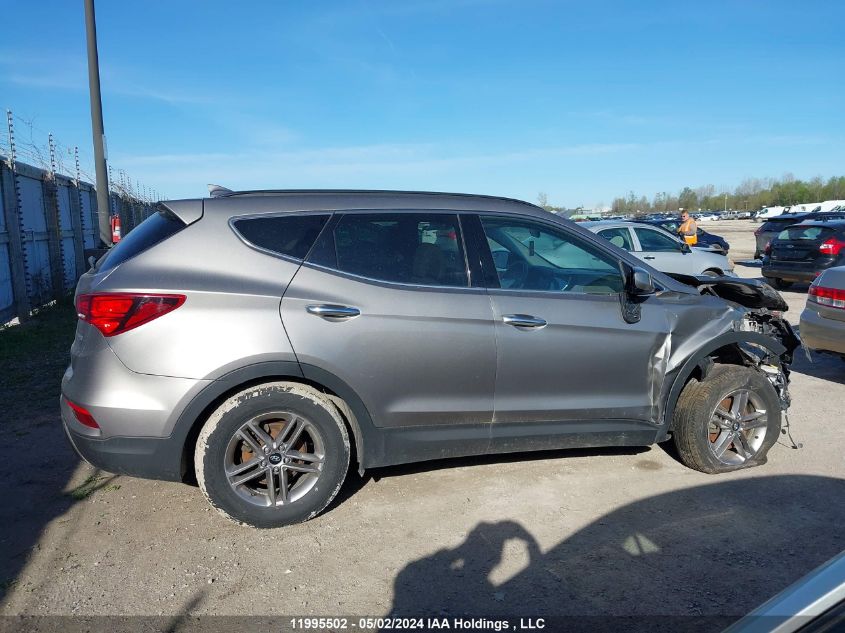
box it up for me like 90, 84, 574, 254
758, 200, 845, 220
638, 218, 730, 253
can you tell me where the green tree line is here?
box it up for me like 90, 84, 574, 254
610, 174, 845, 215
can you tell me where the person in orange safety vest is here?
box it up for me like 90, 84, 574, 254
677, 210, 698, 245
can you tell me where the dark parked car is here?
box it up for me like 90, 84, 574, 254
63, 189, 799, 528
640, 219, 730, 253
754, 211, 845, 259
762, 220, 845, 289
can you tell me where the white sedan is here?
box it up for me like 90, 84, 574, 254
584, 221, 734, 277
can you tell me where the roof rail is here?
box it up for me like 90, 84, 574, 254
213, 188, 540, 208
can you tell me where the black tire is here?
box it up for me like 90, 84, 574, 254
672, 364, 781, 474
195, 382, 350, 528
772, 278, 792, 290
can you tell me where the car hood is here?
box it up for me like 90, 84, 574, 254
664, 273, 789, 312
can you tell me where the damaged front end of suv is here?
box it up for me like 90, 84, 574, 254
680, 274, 799, 402
651, 272, 802, 470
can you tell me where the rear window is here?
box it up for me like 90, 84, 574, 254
232, 214, 329, 260
99, 208, 185, 272
776, 226, 834, 241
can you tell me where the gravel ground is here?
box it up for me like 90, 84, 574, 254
1, 220, 843, 631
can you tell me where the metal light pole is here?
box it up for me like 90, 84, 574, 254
84, 0, 112, 246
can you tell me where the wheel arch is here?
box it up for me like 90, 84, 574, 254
657, 331, 787, 442
173, 361, 379, 481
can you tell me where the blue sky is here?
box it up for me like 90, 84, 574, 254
2, 0, 843, 207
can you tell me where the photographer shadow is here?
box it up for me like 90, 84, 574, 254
385, 474, 845, 632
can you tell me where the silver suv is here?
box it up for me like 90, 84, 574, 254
62, 190, 800, 528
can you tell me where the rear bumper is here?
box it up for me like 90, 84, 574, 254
800, 307, 845, 355
60, 322, 211, 481
762, 266, 819, 283
62, 416, 184, 481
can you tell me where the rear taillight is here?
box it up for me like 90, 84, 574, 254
819, 237, 845, 256
808, 285, 845, 309
65, 398, 99, 429
764, 241, 772, 255
76, 293, 185, 336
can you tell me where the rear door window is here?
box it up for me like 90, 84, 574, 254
232, 214, 329, 260
327, 213, 468, 287
99, 207, 185, 272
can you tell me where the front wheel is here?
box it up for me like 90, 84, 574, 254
673, 364, 781, 474
194, 382, 350, 528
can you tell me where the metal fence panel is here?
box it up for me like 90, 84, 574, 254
17, 172, 53, 306
1, 155, 157, 323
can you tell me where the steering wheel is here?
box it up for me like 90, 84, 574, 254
500, 260, 529, 289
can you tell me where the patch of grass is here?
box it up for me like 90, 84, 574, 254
68, 474, 106, 500
0, 295, 77, 426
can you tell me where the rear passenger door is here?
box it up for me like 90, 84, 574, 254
280, 211, 496, 440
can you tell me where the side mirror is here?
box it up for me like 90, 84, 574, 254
630, 267, 656, 296
680, 242, 691, 253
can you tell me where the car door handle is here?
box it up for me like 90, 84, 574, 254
502, 314, 547, 328
643, 256, 656, 260
306, 304, 361, 319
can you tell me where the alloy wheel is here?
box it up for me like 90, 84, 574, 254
224, 411, 325, 507
707, 389, 768, 465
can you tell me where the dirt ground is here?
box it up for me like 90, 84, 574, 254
1, 220, 843, 632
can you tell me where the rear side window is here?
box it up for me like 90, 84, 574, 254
328, 213, 468, 287
99, 208, 185, 272
233, 214, 328, 260
597, 227, 634, 251
777, 226, 834, 241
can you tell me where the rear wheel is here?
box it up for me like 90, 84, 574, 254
195, 382, 350, 528
673, 364, 781, 474
772, 278, 793, 290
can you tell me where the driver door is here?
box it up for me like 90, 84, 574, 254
476, 214, 671, 447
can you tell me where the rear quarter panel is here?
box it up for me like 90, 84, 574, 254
90, 211, 302, 379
